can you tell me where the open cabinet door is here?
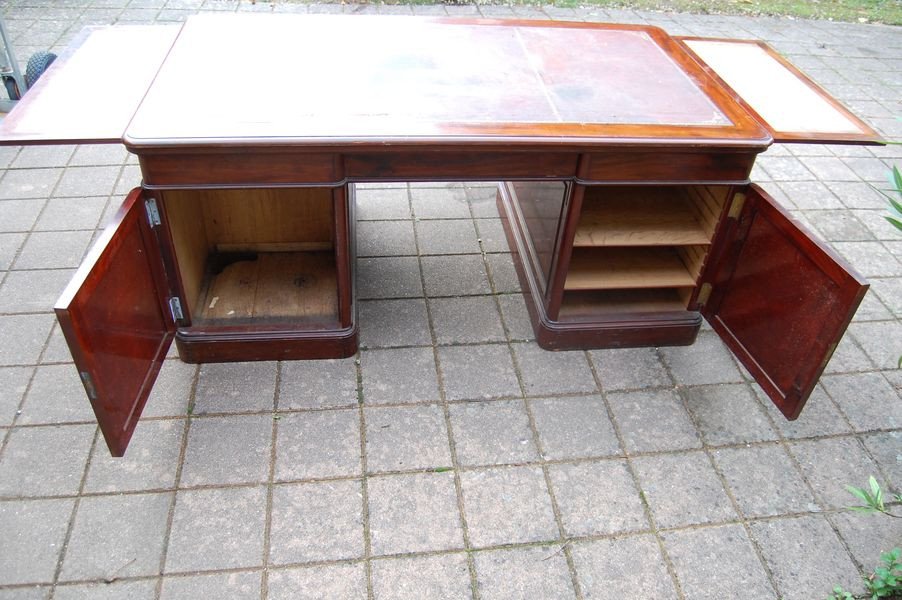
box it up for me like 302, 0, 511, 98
701, 185, 867, 419
55, 189, 174, 456
0, 24, 178, 144
676, 37, 881, 145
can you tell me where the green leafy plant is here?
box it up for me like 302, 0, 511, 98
827, 478, 902, 600
881, 166, 902, 233
846, 476, 902, 518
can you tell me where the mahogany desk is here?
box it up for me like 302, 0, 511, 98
0, 15, 880, 455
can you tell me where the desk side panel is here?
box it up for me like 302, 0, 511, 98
0, 25, 179, 145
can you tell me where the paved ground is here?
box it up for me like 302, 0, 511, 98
0, 1, 900, 599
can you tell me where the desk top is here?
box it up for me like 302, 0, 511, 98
124, 15, 763, 147
0, 14, 879, 150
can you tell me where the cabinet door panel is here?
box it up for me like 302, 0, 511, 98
55, 189, 173, 456
677, 37, 880, 145
702, 184, 867, 419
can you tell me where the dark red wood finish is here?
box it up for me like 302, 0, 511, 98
701, 185, 868, 419
580, 149, 756, 183
54, 189, 173, 456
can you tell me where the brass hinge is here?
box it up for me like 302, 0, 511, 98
696, 282, 712, 307
728, 192, 747, 220
168, 297, 184, 322
79, 371, 97, 401
144, 198, 161, 227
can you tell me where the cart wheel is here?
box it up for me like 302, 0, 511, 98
2, 75, 20, 101
24, 50, 57, 89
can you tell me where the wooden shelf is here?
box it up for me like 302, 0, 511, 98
565, 247, 697, 290
195, 251, 337, 323
574, 186, 718, 247
559, 288, 691, 320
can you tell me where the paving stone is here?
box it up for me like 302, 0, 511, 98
571, 535, 678, 600
10, 146, 73, 169
806, 209, 873, 241
85, 419, 184, 492
368, 471, 463, 555
828, 181, 888, 209
790, 437, 882, 509
278, 357, 357, 410
411, 187, 470, 219
416, 219, 481, 255
530, 396, 620, 459
69, 144, 129, 166
365, 404, 451, 472
496, 293, 533, 341
359, 299, 432, 348
831, 510, 902, 572
142, 359, 195, 418
165, 486, 266, 572
683, 383, 778, 446
52, 166, 121, 198
358, 256, 423, 299
823, 332, 876, 372
59, 492, 171, 581
0, 269, 74, 314
12, 230, 92, 270
589, 347, 671, 391
438, 344, 520, 401
870, 277, 902, 316
853, 209, 902, 242
485, 253, 519, 294
801, 156, 862, 181
0, 168, 61, 200
460, 466, 558, 547
0, 314, 53, 366
775, 180, 842, 210
474, 219, 508, 253
512, 344, 596, 396
821, 372, 902, 431
421, 254, 491, 296
663, 524, 777, 600
466, 184, 501, 218
355, 187, 410, 220
113, 164, 142, 196
17, 363, 96, 425
193, 360, 277, 413
274, 409, 361, 481
751, 515, 862, 600
549, 460, 648, 536
659, 332, 744, 386
633, 451, 737, 528
180, 413, 273, 486
848, 320, 902, 369
608, 389, 702, 453
53, 580, 156, 600
34, 196, 107, 231
0, 232, 25, 270
713, 445, 819, 517
834, 242, 902, 278
0, 199, 45, 232
371, 553, 471, 600
160, 572, 261, 600
0, 424, 94, 497
862, 431, 901, 492
0, 498, 73, 585
430, 296, 506, 344
449, 399, 538, 467
760, 156, 816, 181
357, 220, 417, 257
269, 479, 364, 564
474, 545, 575, 600
759, 384, 853, 439
267, 563, 367, 600
0, 366, 32, 426
360, 346, 439, 405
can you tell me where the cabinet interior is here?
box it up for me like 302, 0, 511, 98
164, 187, 338, 325
559, 185, 728, 319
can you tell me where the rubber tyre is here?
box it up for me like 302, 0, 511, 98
25, 50, 56, 89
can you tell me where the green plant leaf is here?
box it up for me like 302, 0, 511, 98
892, 165, 902, 194
885, 216, 902, 232
847, 484, 871, 502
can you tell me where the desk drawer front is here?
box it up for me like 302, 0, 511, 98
581, 151, 756, 183
139, 152, 342, 187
